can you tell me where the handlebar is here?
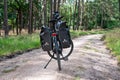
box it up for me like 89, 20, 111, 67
49, 16, 63, 23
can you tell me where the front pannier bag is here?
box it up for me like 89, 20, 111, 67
58, 22, 71, 48
40, 27, 52, 51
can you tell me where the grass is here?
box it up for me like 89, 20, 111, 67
70, 29, 107, 38
105, 28, 120, 63
0, 33, 40, 56
0, 29, 107, 56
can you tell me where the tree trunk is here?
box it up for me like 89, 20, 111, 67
43, 0, 47, 26
77, 0, 81, 30
50, 0, 53, 20
83, 0, 88, 30
0, 19, 1, 36
28, 0, 33, 34
38, 1, 42, 30
81, 0, 84, 27
21, 11, 23, 33
38, 14, 42, 30
101, 7, 104, 28
57, 0, 61, 12
54, 0, 56, 12
4, 0, 8, 36
18, 10, 23, 34
118, 0, 120, 20
70, 7, 72, 27
16, 14, 19, 35
33, 16, 35, 31
73, 0, 77, 30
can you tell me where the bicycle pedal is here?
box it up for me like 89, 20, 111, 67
64, 57, 68, 61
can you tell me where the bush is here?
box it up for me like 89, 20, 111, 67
105, 20, 120, 29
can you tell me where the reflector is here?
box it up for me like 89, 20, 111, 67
52, 33, 57, 36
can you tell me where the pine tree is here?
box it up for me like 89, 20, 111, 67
4, 0, 8, 36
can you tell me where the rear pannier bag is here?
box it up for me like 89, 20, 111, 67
58, 22, 71, 48
40, 27, 52, 51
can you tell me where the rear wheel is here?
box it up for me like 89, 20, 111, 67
47, 40, 74, 60
56, 49, 61, 70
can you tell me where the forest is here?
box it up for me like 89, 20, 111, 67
0, 0, 120, 36
0, 0, 120, 79
0, 0, 120, 62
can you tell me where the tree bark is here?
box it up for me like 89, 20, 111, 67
16, 14, 19, 35
4, 0, 8, 36
50, 0, 53, 19
0, 19, 1, 36
54, 0, 56, 12
73, 0, 77, 30
18, 10, 23, 34
57, 0, 61, 12
43, 0, 47, 26
101, 9, 104, 28
81, 0, 84, 27
28, 0, 33, 34
118, 0, 120, 20
77, 0, 81, 30
49, 0, 53, 28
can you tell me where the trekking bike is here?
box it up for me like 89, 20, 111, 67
42, 12, 74, 71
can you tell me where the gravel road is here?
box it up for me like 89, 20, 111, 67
0, 34, 120, 80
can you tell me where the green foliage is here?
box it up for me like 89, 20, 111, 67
60, 3, 74, 26
0, 0, 119, 32
0, 33, 40, 56
105, 28, 120, 63
106, 20, 120, 29
83, 0, 120, 29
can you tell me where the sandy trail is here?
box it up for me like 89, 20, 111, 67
0, 34, 120, 80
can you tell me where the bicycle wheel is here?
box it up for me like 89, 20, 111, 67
56, 49, 61, 70
47, 39, 74, 60
53, 39, 62, 70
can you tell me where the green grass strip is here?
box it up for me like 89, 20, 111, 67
105, 28, 120, 63
0, 33, 40, 56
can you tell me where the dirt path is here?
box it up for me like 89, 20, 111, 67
0, 34, 120, 80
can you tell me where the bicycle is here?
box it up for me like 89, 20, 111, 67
40, 12, 74, 71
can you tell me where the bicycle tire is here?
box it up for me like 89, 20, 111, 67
56, 49, 61, 70
47, 39, 74, 60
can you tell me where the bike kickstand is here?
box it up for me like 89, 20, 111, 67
44, 57, 53, 69
44, 53, 55, 69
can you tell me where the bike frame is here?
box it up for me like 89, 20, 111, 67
52, 32, 61, 70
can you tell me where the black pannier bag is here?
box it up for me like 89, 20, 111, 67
40, 26, 52, 51
58, 21, 71, 48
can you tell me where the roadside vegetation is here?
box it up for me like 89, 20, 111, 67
70, 29, 107, 38
0, 30, 107, 56
0, 33, 40, 56
105, 28, 120, 63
